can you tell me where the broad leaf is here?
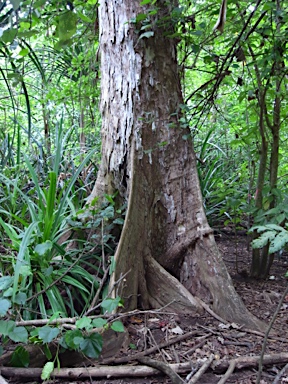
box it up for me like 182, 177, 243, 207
0, 298, 11, 316
41, 362, 54, 380
10, 346, 30, 367
64, 329, 83, 349
92, 318, 107, 328
34, 241, 53, 256
80, 333, 103, 358
0, 320, 15, 335
0, 276, 13, 290
270, 231, 288, 253
58, 11, 77, 42
9, 327, 28, 343
38, 326, 60, 343
101, 297, 122, 313
111, 321, 125, 333
76, 317, 91, 329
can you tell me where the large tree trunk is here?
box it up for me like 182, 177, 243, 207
90, 0, 265, 330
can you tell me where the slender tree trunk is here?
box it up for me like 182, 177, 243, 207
250, 92, 269, 278
89, 0, 265, 330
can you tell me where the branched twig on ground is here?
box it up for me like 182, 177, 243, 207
256, 283, 288, 384
101, 329, 202, 364
138, 356, 184, 384
272, 362, 288, 384
217, 360, 236, 384
188, 354, 214, 384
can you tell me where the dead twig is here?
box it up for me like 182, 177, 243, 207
213, 353, 288, 372
101, 329, 201, 364
217, 360, 236, 384
182, 334, 212, 356
0, 375, 8, 384
256, 284, 288, 384
188, 354, 214, 384
272, 362, 288, 384
138, 356, 184, 384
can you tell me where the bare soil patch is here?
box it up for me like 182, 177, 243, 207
3, 235, 288, 384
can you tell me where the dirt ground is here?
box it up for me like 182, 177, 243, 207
4, 234, 288, 384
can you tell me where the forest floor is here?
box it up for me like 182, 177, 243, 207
5, 234, 288, 384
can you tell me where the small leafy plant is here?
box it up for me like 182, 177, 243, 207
251, 223, 288, 255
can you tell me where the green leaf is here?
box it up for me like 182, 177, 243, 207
9, 327, 28, 343
58, 11, 77, 42
13, 221, 39, 302
38, 326, 60, 343
92, 318, 107, 328
10, 346, 30, 367
0, 320, 15, 335
0, 298, 11, 316
139, 31, 154, 39
113, 218, 124, 225
64, 329, 83, 349
111, 321, 125, 333
48, 311, 63, 324
270, 231, 288, 253
135, 13, 148, 22
80, 333, 103, 358
76, 317, 91, 329
101, 297, 122, 313
1, 29, 18, 43
34, 241, 53, 256
43, 344, 52, 360
265, 223, 284, 231
252, 231, 276, 249
13, 292, 27, 305
41, 362, 54, 381
77, 12, 92, 23
0, 276, 13, 290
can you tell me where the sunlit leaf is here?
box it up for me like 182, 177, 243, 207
34, 241, 53, 256
58, 11, 77, 42
41, 362, 54, 380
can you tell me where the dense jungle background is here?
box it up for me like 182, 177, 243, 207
0, 0, 288, 383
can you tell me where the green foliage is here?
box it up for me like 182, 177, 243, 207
251, 224, 288, 254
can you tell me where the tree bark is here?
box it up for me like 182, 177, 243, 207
89, 0, 265, 330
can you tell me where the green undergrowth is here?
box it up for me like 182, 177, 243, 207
0, 129, 126, 378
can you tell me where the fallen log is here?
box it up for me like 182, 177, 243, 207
1, 353, 288, 380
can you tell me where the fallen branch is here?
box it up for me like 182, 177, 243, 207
2, 353, 288, 380
213, 353, 288, 372
138, 357, 184, 384
0, 363, 191, 379
256, 284, 288, 384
